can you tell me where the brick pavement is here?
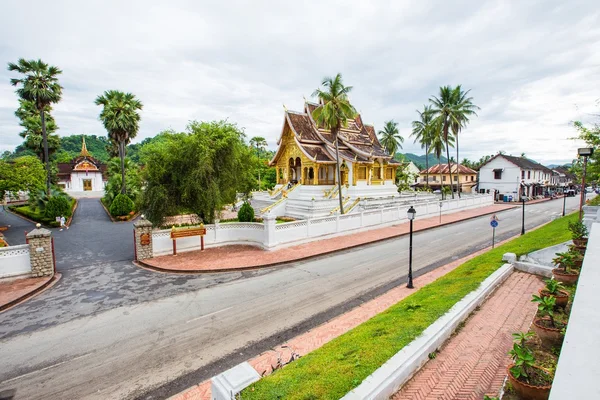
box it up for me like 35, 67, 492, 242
391, 271, 543, 400
0, 274, 57, 312
168, 234, 523, 400
145, 203, 516, 273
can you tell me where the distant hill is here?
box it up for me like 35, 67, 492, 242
395, 153, 448, 170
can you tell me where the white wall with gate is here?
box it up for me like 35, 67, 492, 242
0, 244, 32, 278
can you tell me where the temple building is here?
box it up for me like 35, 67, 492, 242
269, 100, 401, 189
57, 138, 107, 193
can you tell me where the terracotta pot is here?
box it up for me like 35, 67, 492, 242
574, 246, 586, 256
538, 289, 569, 308
507, 364, 552, 400
573, 259, 583, 269
573, 238, 588, 247
552, 268, 579, 285
532, 318, 564, 349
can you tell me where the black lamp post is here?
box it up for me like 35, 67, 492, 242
407, 206, 416, 289
439, 201, 442, 224
521, 190, 526, 236
578, 147, 594, 221
562, 188, 567, 217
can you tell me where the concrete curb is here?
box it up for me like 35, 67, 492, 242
341, 264, 514, 400
0, 273, 62, 313
138, 206, 516, 274
514, 261, 554, 278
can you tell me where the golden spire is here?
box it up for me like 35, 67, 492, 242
283, 104, 288, 111
80, 136, 91, 157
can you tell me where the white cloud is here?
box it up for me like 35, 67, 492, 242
0, 0, 599, 164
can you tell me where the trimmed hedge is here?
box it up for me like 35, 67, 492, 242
109, 193, 135, 217
11, 197, 75, 227
237, 201, 255, 222
44, 196, 72, 220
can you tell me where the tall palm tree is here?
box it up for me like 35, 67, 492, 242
250, 136, 267, 189
429, 86, 457, 197
449, 85, 479, 197
378, 120, 403, 157
8, 59, 63, 195
95, 90, 143, 194
411, 105, 434, 189
15, 99, 60, 161
312, 73, 357, 214
429, 124, 446, 199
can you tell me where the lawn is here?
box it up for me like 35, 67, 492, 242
241, 213, 577, 400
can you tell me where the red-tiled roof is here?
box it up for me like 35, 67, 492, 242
420, 163, 477, 175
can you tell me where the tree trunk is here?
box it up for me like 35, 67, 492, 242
119, 140, 126, 194
257, 147, 261, 190
439, 161, 444, 200
333, 128, 344, 214
444, 121, 454, 199
425, 143, 429, 189
40, 109, 51, 197
456, 137, 461, 198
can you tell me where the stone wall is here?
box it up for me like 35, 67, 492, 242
26, 227, 54, 277
134, 218, 153, 261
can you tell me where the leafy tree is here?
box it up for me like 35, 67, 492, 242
59, 135, 112, 162
429, 85, 478, 198
110, 193, 135, 217
429, 121, 454, 199
237, 201, 255, 222
411, 105, 435, 188
378, 120, 403, 156
8, 58, 63, 196
14, 99, 60, 160
44, 196, 71, 219
573, 118, 600, 183
95, 90, 143, 195
249, 136, 268, 190
312, 73, 357, 214
0, 156, 46, 200
103, 157, 142, 207
140, 121, 255, 225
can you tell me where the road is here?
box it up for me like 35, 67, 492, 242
0, 197, 580, 400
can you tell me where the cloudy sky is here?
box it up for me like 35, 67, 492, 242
1, 0, 599, 164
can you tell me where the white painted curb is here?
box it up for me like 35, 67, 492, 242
211, 362, 260, 400
342, 263, 514, 400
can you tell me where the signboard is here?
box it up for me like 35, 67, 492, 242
490, 220, 498, 228
140, 233, 151, 246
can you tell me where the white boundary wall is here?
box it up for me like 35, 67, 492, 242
0, 244, 31, 278
152, 194, 493, 256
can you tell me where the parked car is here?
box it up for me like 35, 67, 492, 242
566, 189, 576, 197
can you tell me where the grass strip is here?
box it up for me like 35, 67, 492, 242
242, 213, 577, 400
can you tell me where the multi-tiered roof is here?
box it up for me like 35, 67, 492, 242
269, 101, 400, 166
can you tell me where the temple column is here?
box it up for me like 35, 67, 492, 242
315, 165, 319, 185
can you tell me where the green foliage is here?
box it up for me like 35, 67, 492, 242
552, 251, 576, 272
568, 220, 588, 239
58, 135, 112, 163
0, 156, 46, 199
103, 157, 142, 208
44, 195, 71, 219
543, 278, 564, 295
572, 117, 600, 183
237, 202, 255, 222
378, 120, 403, 156
14, 99, 60, 161
140, 122, 255, 225
11, 193, 74, 227
241, 213, 576, 400
110, 193, 135, 217
509, 341, 535, 380
532, 295, 557, 327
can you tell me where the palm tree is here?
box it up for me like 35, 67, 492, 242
411, 105, 435, 189
15, 99, 60, 161
250, 136, 268, 190
312, 73, 357, 214
378, 120, 403, 157
429, 125, 446, 199
95, 90, 143, 194
449, 86, 479, 197
429, 86, 458, 198
8, 59, 63, 195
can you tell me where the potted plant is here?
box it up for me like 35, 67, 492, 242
507, 332, 552, 400
538, 278, 569, 308
531, 295, 566, 349
569, 220, 588, 247
551, 252, 579, 285
567, 245, 584, 266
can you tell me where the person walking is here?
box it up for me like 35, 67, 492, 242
59, 215, 68, 231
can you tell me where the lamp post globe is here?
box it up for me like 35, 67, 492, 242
406, 206, 416, 289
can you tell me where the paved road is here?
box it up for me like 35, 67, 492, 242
0, 197, 581, 400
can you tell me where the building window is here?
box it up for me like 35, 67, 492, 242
521, 171, 525, 179
442, 176, 447, 182
471, 176, 474, 182
385, 168, 393, 180
432, 176, 437, 182
494, 169, 502, 179
453, 176, 458, 182
357, 166, 367, 180
528, 171, 531, 179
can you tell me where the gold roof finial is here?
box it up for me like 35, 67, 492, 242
80, 136, 91, 157
283, 104, 288, 111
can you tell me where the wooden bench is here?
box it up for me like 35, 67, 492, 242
170, 225, 207, 255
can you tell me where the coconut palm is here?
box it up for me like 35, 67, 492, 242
250, 136, 268, 190
8, 59, 63, 195
429, 121, 454, 199
429, 86, 457, 197
411, 105, 435, 189
14, 99, 60, 161
449, 86, 479, 197
378, 120, 403, 157
95, 90, 143, 194
312, 73, 357, 214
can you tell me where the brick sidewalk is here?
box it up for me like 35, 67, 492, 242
391, 271, 543, 400
0, 274, 58, 312
144, 204, 516, 273
168, 234, 523, 400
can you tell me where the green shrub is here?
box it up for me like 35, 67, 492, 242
44, 196, 71, 220
237, 201, 255, 222
110, 193, 135, 217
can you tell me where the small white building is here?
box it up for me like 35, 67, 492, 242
478, 154, 554, 201
57, 138, 107, 193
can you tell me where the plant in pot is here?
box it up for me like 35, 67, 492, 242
568, 220, 588, 247
538, 278, 569, 308
531, 295, 566, 349
551, 252, 579, 285
566, 245, 584, 267
507, 331, 552, 400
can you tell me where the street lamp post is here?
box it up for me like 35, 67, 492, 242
439, 201, 442, 224
562, 188, 567, 217
521, 191, 526, 236
578, 148, 594, 221
406, 206, 416, 289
